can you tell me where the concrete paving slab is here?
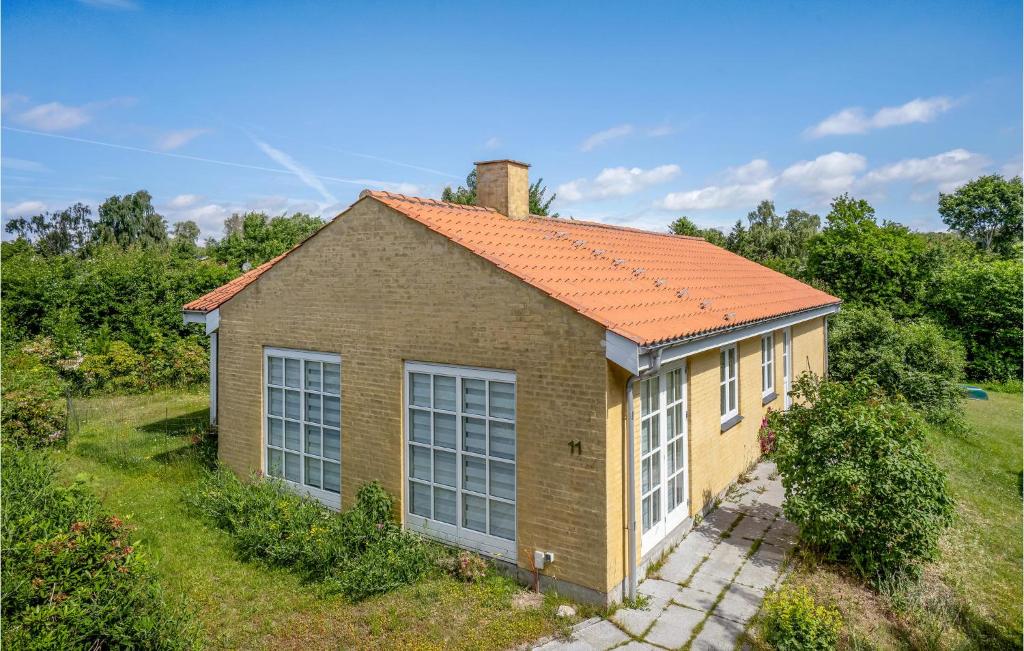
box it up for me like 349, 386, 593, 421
730, 515, 772, 541
734, 555, 780, 591
576, 619, 629, 650
702, 506, 742, 533
611, 597, 668, 637
645, 605, 705, 649
713, 583, 765, 624
658, 541, 713, 583
687, 569, 732, 596
638, 578, 681, 601
614, 642, 660, 651
691, 614, 746, 650
675, 586, 717, 611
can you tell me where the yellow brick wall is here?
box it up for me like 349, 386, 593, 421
604, 317, 828, 593
216, 198, 612, 594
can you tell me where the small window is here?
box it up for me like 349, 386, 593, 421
720, 345, 738, 423
761, 333, 775, 397
264, 348, 341, 507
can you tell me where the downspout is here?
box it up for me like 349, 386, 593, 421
624, 347, 662, 601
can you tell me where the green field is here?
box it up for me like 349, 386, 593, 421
55, 391, 577, 650
781, 390, 1023, 650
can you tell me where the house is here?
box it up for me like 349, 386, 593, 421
182, 159, 840, 605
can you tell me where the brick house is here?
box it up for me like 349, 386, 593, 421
182, 159, 839, 604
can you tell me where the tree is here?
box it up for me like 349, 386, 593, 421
669, 216, 727, 246
441, 169, 559, 217
4, 203, 95, 256
938, 175, 1022, 256
171, 221, 201, 253
208, 212, 324, 271
806, 194, 935, 313
94, 191, 168, 249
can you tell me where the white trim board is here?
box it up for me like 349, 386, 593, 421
181, 308, 220, 335
606, 304, 839, 373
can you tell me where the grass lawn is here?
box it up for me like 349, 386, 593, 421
774, 390, 1023, 650
54, 390, 579, 650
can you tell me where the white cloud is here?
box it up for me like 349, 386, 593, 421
5, 200, 47, 216
659, 178, 775, 211
807, 97, 954, 138
580, 124, 634, 152
16, 102, 91, 131
1000, 156, 1022, 179
157, 128, 210, 151
647, 125, 675, 137
778, 152, 867, 196
253, 139, 338, 204
1, 157, 49, 173
483, 136, 501, 149
862, 148, 989, 192
723, 159, 773, 184
558, 164, 680, 202
168, 194, 203, 209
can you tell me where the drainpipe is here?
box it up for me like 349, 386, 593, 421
624, 348, 662, 601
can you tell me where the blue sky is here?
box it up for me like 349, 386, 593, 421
2, 1, 1021, 239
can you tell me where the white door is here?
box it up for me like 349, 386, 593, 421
640, 366, 689, 555
782, 328, 792, 409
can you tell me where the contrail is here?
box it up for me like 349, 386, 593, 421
1, 126, 415, 191
253, 138, 336, 203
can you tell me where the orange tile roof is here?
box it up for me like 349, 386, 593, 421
183, 252, 288, 312
183, 191, 839, 346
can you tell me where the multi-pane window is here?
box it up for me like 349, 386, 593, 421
639, 376, 661, 534
720, 345, 739, 423
761, 333, 775, 397
264, 348, 341, 506
405, 362, 516, 558
664, 368, 686, 513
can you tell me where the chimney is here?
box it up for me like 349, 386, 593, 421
475, 159, 530, 219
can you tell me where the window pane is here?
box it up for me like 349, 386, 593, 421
284, 420, 300, 451
642, 458, 651, 494
720, 384, 727, 416
285, 390, 301, 420
268, 388, 283, 417
489, 500, 515, 540
323, 363, 341, 395
323, 427, 340, 461
641, 418, 651, 455
489, 421, 515, 460
642, 496, 651, 532
409, 481, 431, 517
650, 414, 660, 448
433, 487, 457, 525
651, 451, 661, 489
267, 448, 283, 477
305, 392, 322, 424
323, 395, 341, 428
269, 357, 284, 385
323, 461, 340, 494
411, 373, 431, 407
410, 445, 431, 480
463, 456, 486, 493
720, 351, 726, 383
463, 417, 486, 454
410, 409, 431, 444
729, 379, 737, 411
434, 450, 457, 487
304, 361, 322, 391
463, 379, 486, 415
268, 418, 283, 447
488, 382, 515, 419
463, 493, 486, 532
652, 491, 661, 525
674, 438, 685, 470
284, 358, 300, 388
305, 425, 321, 456
284, 452, 300, 482
433, 375, 456, 411
433, 413, 456, 449
304, 457, 321, 488
673, 404, 684, 437
489, 460, 515, 500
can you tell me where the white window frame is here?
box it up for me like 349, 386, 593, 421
403, 361, 517, 560
761, 333, 775, 398
782, 327, 793, 410
262, 347, 342, 509
720, 344, 739, 424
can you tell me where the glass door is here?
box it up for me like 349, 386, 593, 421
782, 328, 792, 409
640, 365, 689, 555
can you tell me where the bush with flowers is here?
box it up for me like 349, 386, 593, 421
1, 446, 197, 649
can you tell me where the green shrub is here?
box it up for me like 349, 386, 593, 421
769, 376, 955, 584
438, 550, 489, 582
828, 304, 966, 423
1, 349, 67, 448
188, 468, 432, 601
1, 447, 196, 650
760, 586, 842, 650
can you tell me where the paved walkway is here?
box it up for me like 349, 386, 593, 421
534, 460, 795, 651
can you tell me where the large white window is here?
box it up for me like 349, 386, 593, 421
720, 345, 739, 424
761, 333, 775, 398
639, 376, 661, 535
640, 366, 689, 554
404, 362, 516, 559
264, 347, 341, 507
